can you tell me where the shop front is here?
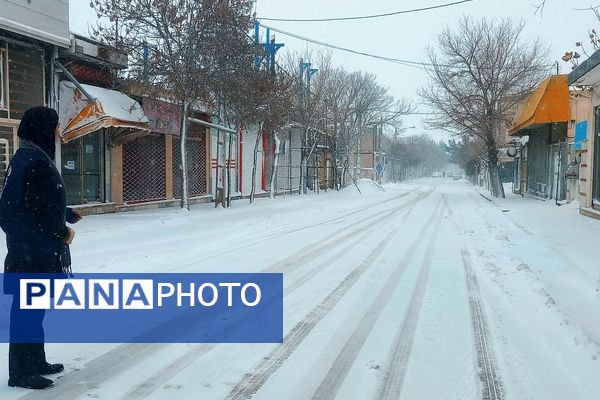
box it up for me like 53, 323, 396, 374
509, 75, 570, 200
58, 81, 150, 206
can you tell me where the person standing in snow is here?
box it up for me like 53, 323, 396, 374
0, 106, 82, 389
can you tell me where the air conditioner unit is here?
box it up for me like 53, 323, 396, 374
68, 34, 128, 69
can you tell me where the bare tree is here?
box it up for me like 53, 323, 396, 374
91, 0, 255, 209
420, 17, 548, 197
247, 71, 296, 203
563, 7, 600, 70
318, 68, 413, 189
282, 52, 413, 190
534, 1, 547, 15
219, 61, 296, 203
264, 73, 297, 200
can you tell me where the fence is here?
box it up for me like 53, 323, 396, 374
305, 151, 336, 192
271, 131, 336, 195
273, 132, 302, 194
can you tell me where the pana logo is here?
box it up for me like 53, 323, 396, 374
19, 278, 262, 310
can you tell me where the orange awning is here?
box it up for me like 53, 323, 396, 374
59, 81, 150, 143
509, 75, 570, 135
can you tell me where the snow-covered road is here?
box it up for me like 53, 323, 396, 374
1, 179, 599, 399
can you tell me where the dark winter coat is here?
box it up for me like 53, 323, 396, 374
0, 107, 75, 280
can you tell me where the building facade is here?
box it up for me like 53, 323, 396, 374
569, 49, 600, 218
0, 0, 70, 182
509, 75, 572, 201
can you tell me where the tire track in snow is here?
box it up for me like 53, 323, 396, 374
225, 232, 397, 400
100, 190, 418, 274
282, 205, 415, 293
311, 199, 444, 400
442, 193, 504, 400
87, 190, 419, 270
225, 196, 440, 400
173, 190, 420, 268
17, 193, 423, 400
461, 249, 505, 400
118, 193, 430, 399
119, 204, 417, 400
263, 190, 431, 275
376, 200, 445, 400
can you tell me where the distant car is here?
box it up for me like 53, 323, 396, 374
453, 174, 462, 180
447, 172, 454, 178
432, 171, 443, 178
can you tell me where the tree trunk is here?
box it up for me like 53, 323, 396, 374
250, 125, 263, 204
304, 132, 318, 193
226, 131, 233, 207
214, 129, 221, 208
300, 127, 309, 195
485, 137, 505, 198
180, 100, 190, 210
269, 132, 281, 199
342, 157, 361, 194
288, 130, 293, 194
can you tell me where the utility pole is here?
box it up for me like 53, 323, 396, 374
254, 21, 284, 73
299, 59, 311, 100
307, 67, 318, 92
299, 59, 312, 194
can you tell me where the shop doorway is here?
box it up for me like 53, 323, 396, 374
61, 133, 103, 205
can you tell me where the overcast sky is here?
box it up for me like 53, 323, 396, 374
70, 0, 600, 141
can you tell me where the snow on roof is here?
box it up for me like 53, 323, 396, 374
78, 83, 149, 123
59, 81, 149, 143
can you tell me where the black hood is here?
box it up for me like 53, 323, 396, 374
17, 106, 59, 160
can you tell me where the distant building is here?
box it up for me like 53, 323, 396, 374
350, 126, 386, 183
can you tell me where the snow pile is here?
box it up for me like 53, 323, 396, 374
354, 178, 385, 194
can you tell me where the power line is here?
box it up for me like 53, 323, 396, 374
259, 23, 433, 71
574, 5, 600, 11
259, 23, 556, 72
258, 0, 475, 22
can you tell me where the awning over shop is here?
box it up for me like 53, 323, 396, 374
59, 81, 150, 144
509, 74, 569, 135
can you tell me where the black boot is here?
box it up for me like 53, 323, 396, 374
8, 374, 53, 389
38, 362, 64, 375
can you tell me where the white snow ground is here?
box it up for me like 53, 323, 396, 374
1, 178, 599, 399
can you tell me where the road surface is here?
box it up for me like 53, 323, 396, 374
1, 179, 599, 399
